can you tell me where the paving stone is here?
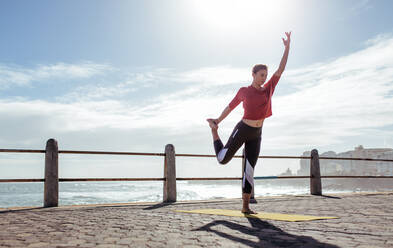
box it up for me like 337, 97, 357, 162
116, 238, 137, 245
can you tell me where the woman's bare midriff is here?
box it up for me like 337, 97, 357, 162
242, 118, 264, 128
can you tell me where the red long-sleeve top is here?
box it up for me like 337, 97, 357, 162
228, 74, 280, 120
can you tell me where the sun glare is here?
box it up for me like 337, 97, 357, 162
189, 0, 287, 31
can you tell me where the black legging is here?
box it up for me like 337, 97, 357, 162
213, 120, 262, 194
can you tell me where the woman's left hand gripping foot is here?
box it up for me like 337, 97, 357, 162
206, 118, 219, 130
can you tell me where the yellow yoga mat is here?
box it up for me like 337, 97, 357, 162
175, 209, 338, 222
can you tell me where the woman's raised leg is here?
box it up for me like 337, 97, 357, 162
211, 121, 245, 165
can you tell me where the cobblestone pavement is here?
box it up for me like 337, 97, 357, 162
1, 192, 392, 247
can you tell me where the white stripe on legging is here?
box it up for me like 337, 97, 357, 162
243, 159, 254, 188
217, 148, 228, 162
232, 129, 239, 138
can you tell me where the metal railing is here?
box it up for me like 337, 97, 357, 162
1, 139, 392, 207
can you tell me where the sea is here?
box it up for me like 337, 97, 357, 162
1, 178, 393, 208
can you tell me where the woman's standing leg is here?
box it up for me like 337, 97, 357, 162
242, 135, 261, 214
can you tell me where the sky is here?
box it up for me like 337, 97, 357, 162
0, 0, 393, 179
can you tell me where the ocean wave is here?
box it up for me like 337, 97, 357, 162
1, 179, 392, 208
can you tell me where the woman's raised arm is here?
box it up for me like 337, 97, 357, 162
216, 106, 232, 124
275, 31, 291, 77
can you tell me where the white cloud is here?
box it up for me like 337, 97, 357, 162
350, 0, 372, 15
58, 80, 138, 102
0, 62, 112, 89
286, 34, 393, 88
34, 63, 112, 78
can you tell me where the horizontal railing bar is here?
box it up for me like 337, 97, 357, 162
320, 176, 393, 178
0, 179, 45, 182
176, 177, 242, 180
176, 154, 312, 159
176, 176, 311, 180
258, 156, 393, 162
261, 156, 311, 159
255, 176, 310, 179
176, 154, 242, 158
0, 149, 45, 153
176, 176, 393, 180
59, 178, 165, 181
1, 149, 393, 162
58, 150, 165, 156
0, 149, 165, 156
2, 176, 393, 183
178, 176, 393, 180
177, 154, 393, 162
0, 178, 165, 183
319, 157, 393, 162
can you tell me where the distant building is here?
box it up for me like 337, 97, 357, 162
298, 151, 311, 176
297, 145, 393, 176
279, 168, 293, 176
375, 150, 393, 175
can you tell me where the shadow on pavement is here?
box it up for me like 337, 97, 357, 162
193, 217, 339, 248
143, 202, 174, 210
321, 195, 342, 199
0, 207, 44, 214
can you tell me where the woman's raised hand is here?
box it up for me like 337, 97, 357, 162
282, 31, 291, 47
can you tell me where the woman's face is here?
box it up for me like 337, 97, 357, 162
252, 69, 268, 86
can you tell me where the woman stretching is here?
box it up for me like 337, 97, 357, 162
207, 32, 291, 214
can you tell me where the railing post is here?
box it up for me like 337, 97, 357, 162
310, 149, 322, 195
242, 148, 256, 202
163, 144, 176, 202
44, 138, 59, 207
